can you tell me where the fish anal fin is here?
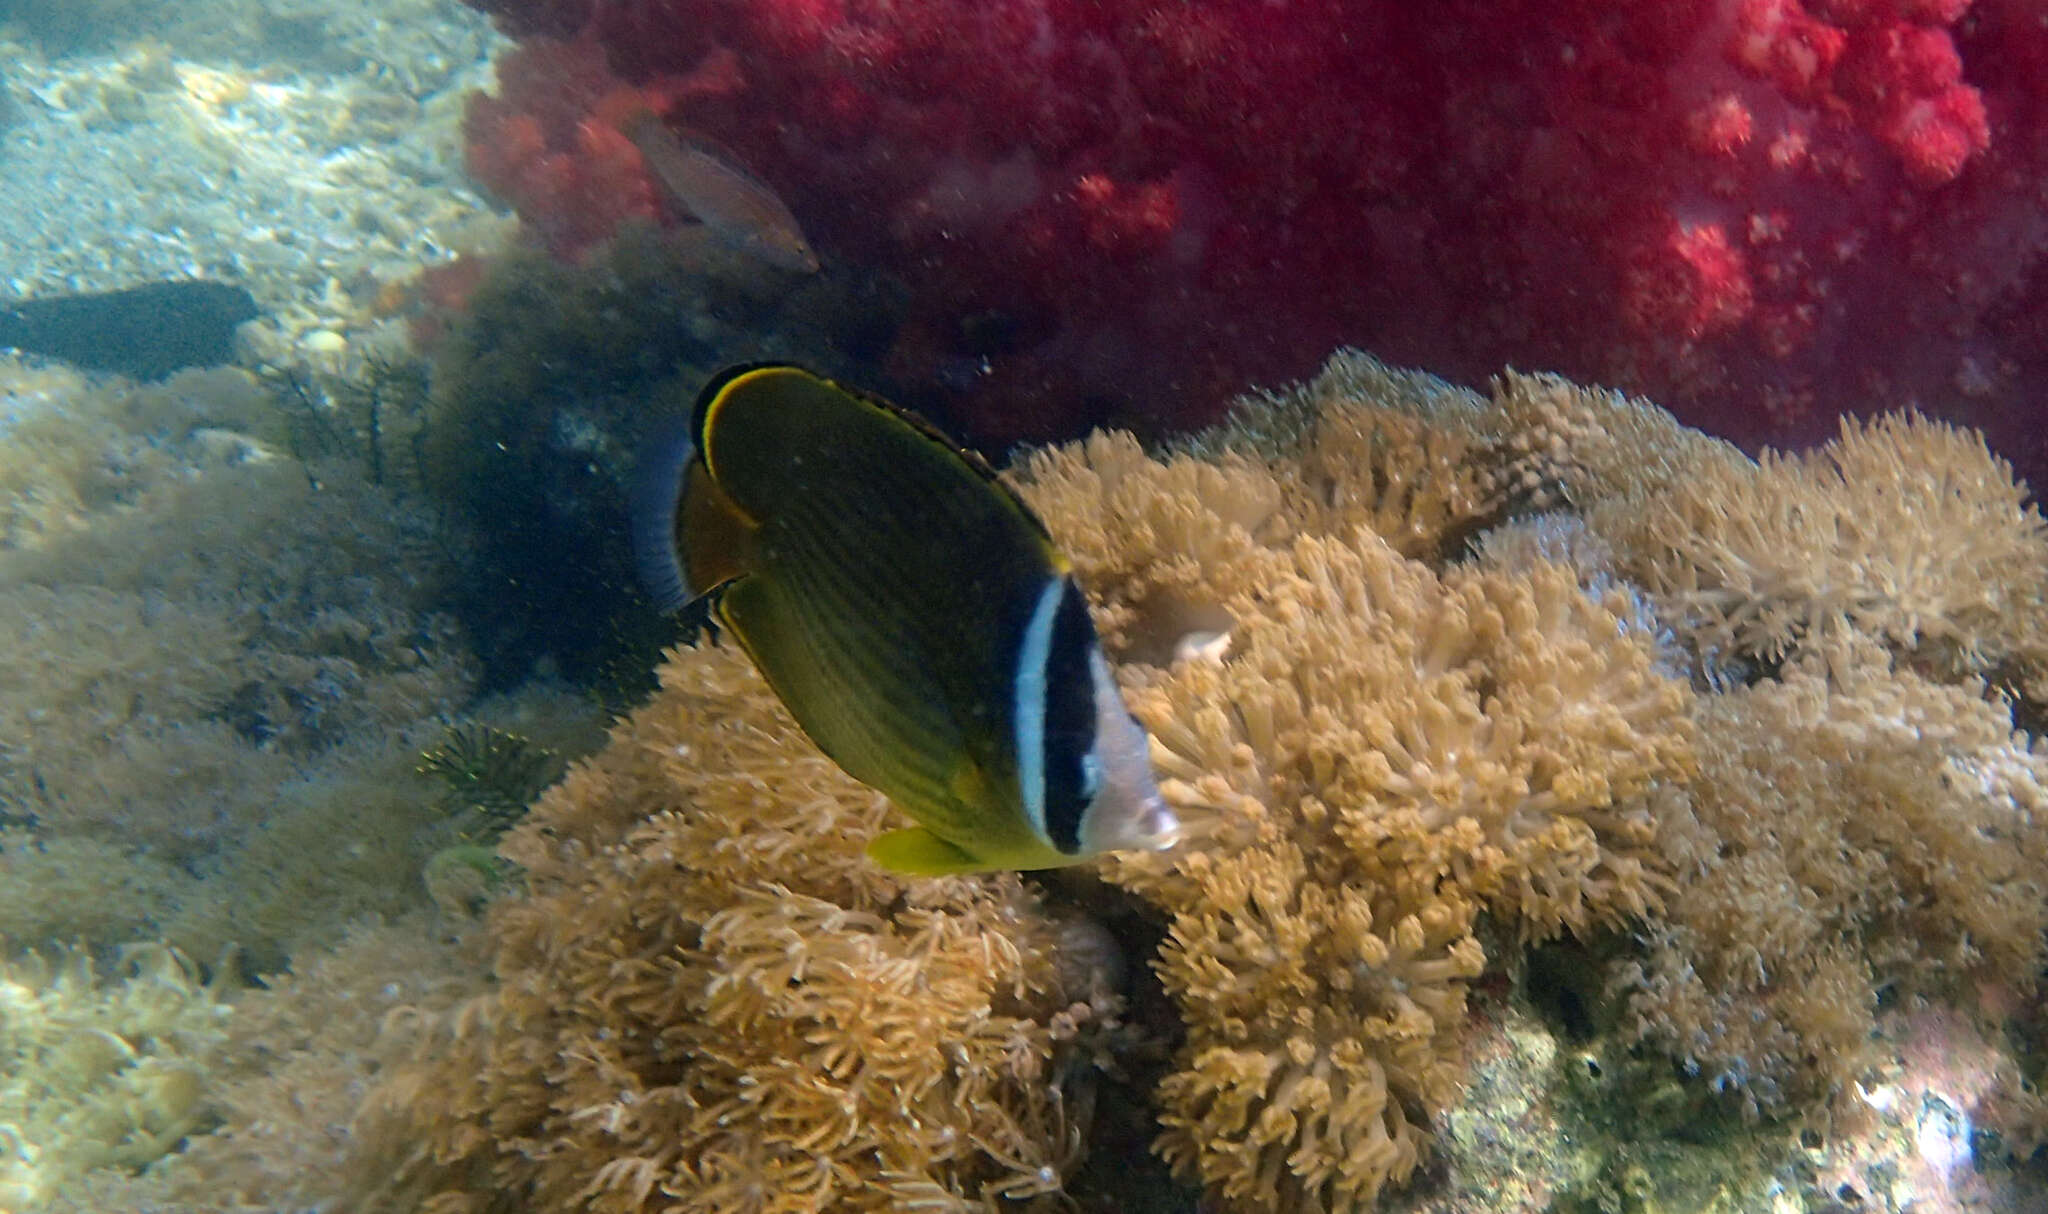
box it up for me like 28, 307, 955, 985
866, 827, 991, 876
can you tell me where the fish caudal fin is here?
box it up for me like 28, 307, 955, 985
631, 416, 757, 614
630, 419, 699, 613
866, 826, 991, 875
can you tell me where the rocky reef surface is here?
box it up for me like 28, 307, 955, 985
0, 0, 508, 366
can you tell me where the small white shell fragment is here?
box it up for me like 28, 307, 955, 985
1172, 628, 1232, 665
299, 328, 347, 355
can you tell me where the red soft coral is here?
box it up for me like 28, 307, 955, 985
459, 36, 752, 261
461, 38, 661, 260
459, 0, 2048, 487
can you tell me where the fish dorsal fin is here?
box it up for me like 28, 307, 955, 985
693, 363, 1058, 551
846, 383, 1057, 545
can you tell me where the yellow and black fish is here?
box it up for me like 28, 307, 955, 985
632, 363, 1180, 875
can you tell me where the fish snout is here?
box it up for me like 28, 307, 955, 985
1130, 792, 1183, 852
1088, 777, 1181, 855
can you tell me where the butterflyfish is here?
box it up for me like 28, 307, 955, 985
632, 363, 1181, 875
619, 112, 821, 275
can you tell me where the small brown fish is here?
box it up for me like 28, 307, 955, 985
621, 113, 821, 275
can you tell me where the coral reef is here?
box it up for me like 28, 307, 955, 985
0, 944, 229, 1209
459, 0, 2048, 486
347, 645, 1101, 1211
416, 223, 902, 687
358, 348, 2036, 1213
26, 348, 2042, 1212
42, 916, 484, 1214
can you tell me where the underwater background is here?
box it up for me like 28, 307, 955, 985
1, 0, 2046, 1211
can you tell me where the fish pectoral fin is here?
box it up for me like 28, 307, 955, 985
866, 827, 991, 876
947, 758, 995, 810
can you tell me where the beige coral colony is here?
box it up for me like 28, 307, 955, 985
300, 348, 2045, 1213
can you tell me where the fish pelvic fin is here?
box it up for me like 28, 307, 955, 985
865, 827, 992, 875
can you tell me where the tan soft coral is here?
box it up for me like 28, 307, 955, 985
1015, 411, 1696, 1210
1145, 840, 1482, 1213
1492, 369, 2048, 678
348, 646, 1095, 1213
1016, 430, 1284, 666
1013, 356, 1500, 669
346, 356, 1697, 1214
1184, 348, 1499, 562
1212, 354, 1497, 560
1025, 478, 1696, 939
1484, 366, 1749, 515
337, 349, 2048, 1212
42, 916, 484, 1214
1617, 645, 2048, 1108
0, 944, 230, 1210
1618, 415, 2044, 668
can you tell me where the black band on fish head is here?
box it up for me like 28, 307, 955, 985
1037, 578, 1102, 854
